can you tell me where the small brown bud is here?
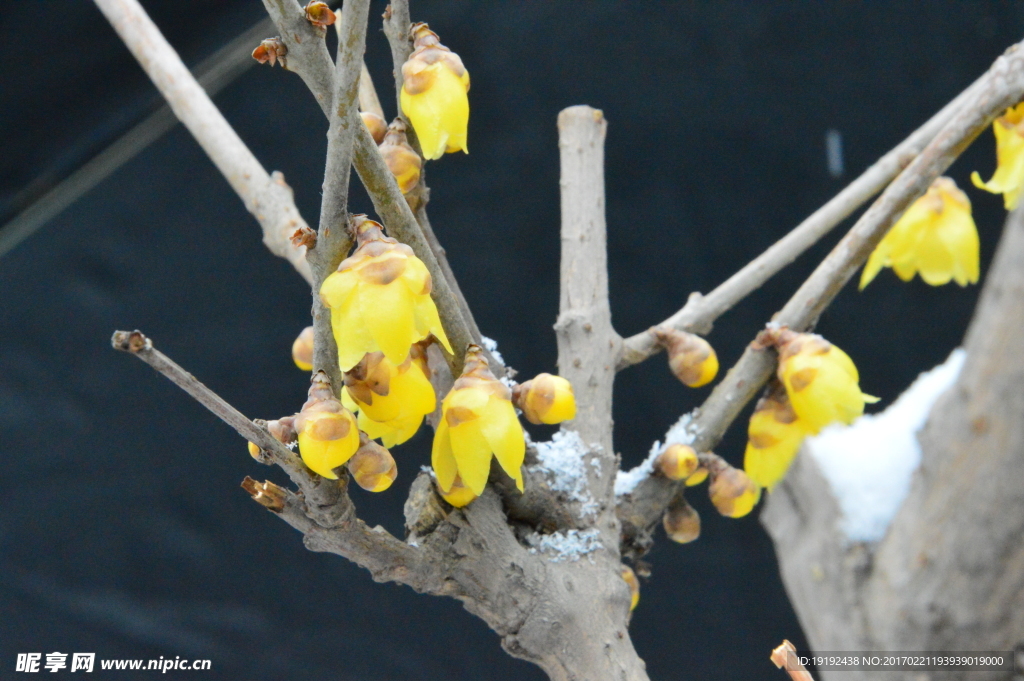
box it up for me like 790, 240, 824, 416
379, 119, 422, 194
304, 1, 336, 27
656, 444, 699, 481
705, 454, 760, 518
347, 434, 398, 492
663, 495, 700, 543
252, 37, 287, 67
653, 327, 719, 388
290, 226, 317, 250
362, 111, 388, 145
620, 565, 640, 612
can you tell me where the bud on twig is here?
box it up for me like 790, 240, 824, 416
294, 372, 360, 479
304, 1, 336, 27
347, 433, 398, 492
663, 493, 701, 544
291, 326, 314, 372
511, 373, 577, 425
252, 37, 286, 67
652, 327, 719, 388
703, 453, 760, 518
379, 119, 423, 194
655, 443, 699, 480
361, 111, 388, 145
248, 417, 297, 462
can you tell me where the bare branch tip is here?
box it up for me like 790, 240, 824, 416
241, 476, 288, 512
111, 329, 150, 354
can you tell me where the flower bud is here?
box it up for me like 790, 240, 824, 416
379, 119, 422, 194
294, 372, 360, 479
662, 495, 700, 543
653, 327, 718, 388
621, 565, 640, 612
304, 1, 335, 27
685, 466, 708, 486
511, 373, 576, 425
252, 37, 286, 67
347, 434, 398, 492
705, 454, 760, 518
361, 111, 388, 145
437, 474, 477, 508
292, 326, 314, 371
247, 441, 262, 460
247, 417, 297, 461
655, 443, 699, 481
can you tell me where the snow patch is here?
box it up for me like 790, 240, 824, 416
805, 348, 966, 543
525, 528, 602, 562
528, 430, 599, 518
615, 411, 697, 496
480, 336, 505, 366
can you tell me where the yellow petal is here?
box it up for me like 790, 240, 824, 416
401, 63, 469, 160
320, 269, 358, 309
479, 397, 525, 491
972, 115, 1024, 209
445, 384, 489, 417
401, 256, 432, 296
449, 420, 492, 495
743, 411, 808, 491
359, 281, 416, 366
935, 205, 980, 286
431, 419, 458, 493
413, 292, 453, 355
298, 414, 360, 478
332, 285, 378, 371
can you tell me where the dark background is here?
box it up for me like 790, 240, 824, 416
3, 2, 1022, 679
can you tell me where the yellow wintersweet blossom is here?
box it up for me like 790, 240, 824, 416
512, 373, 576, 425
343, 344, 435, 448
294, 372, 360, 479
653, 327, 719, 388
432, 345, 525, 497
347, 434, 398, 493
743, 383, 811, 490
705, 454, 760, 518
861, 177, 979, 289
768, 329, 878, 434
971, 101, 1024, 209
320, 216, 452, 371
400, 23, 469, 160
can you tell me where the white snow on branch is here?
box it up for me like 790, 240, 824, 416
525, 528, 602, 562
528, 430, 599, 518
480, 335, 505, 366
805, 348, 966, 543
615, 411, 697, 496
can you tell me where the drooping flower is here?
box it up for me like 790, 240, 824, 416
320, 215, 452, 371
971, 102, 1024, 209
342, 344, 435, 448
767, 329, 878, 434
511, 373, 576, 425
294, 372, 360, 479
743, 382, 811, 491
400, 23, 469, 160
653, 327, 719, 388
861, 177, 980, 289
432, 345, 525, 497
292, 326, 314, 371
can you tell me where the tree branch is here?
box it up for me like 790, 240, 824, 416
617, 70, 990, 370
382, 0, 412, 113
93, 0, 313, 285
616, 41, 1024, 551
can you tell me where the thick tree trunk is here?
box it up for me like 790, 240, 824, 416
763, 207, 1024, 681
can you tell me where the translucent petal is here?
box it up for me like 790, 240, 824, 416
479, 397, 525, 491
449, 420, 492, 495
333, 284, 378, 371
359, 280, 416, 367
743, 411, 808, 491
320, 270, 358, 309
446, 385, 489, 417
431, 419, 458, 493
298, 416, 359, 479
401, 256, 432, 296
413, 292, 453, 354
972, 119, 1024, 209
935, 206, 980, 286
401, 64, 469, 160
394, 362, 437, 416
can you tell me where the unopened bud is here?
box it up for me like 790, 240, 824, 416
361, 111, 388, 145
379, 119, 422, 194
656, 444, 699, 480
304, 1, 336, 27
438, 474, 477, 508
685, 466, 708, 486
706, 454, 760, 518
294, 372, 360, 479
252, 37, 287, 67
663, 495, 700, 543
621, 565, 640, 612
348, 435, 398, 492
247, 441, 262, 460
653, 327, 719, 388
248, 417, 297, 461
292, 326, 314, 371
512, 373, 577, 425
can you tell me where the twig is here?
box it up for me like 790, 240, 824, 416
306, 0, 371, 394
617, 70, 990, 370
358, 62, 385, 119
382, 0, 413, 114
616, 41, 1024, 548
770, 640, 815, 681
93, 0, 313, 285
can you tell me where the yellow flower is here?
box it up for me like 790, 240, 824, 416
707, 461, 760, 519
292, 326, 314, 371
773, 330, 878, 434
512, 373, 576, 425
620, 566, 640, 612
432, 345, 525, 497
861, 177, 980, 289
347, 434, 398, 492
743, 383, 811, 490
655, 444, 700, 481
653, 328, 719, 388
971, 102, 1024, 209
400, 23, 469, 161
320, 216, 452, 371
342, 345, 435, 448
294, 373, 360, 479
379, 119, 423, 194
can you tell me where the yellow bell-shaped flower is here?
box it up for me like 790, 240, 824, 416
861, 177, 980, 289
512, 373, 576, 425
743, 383, 811, 490
342, 344, 435, 448
347, 434, 398, 492
294, 372, 360, 479
705, 454, 760, 518
971, 102, 1024, 209
772, 330, 878, 434
320, 215, 452, 371
432, 345, 525, 497
400, 23, 469, 161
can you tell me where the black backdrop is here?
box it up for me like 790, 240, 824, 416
3, 2, 1022, 679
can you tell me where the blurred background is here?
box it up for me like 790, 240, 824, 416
3, 1, 1023, 679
